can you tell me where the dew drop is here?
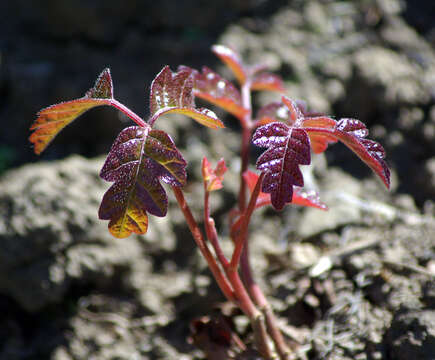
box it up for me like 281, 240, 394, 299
217, 80, 226, 90
277, 106, 289, 119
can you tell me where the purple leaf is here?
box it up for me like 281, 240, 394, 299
253, 122, 311, 210
98, 126, 187, 238
149, 66, 224, 129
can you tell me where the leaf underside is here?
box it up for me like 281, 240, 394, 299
29, 68, 114, 154
98, 126, 186, 238
150, 66, 224, 129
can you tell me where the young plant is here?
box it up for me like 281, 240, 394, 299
29, 45, 390, 359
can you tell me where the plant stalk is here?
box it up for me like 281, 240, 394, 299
110, 99, 148, 128
237, 78, 292, 359
174, 186, 275, 358
172, 186, 235, 303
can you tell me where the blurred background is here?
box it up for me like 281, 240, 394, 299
0, 1, 434, 359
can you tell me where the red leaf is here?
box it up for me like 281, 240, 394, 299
254, 97, 390, 189
281, 96, 304, 125
251, 72, 285, 93
212, 44, 247, 85
193, 67, 249, 120
255, 102, 292, 126
149, 66, 224, 129
255, 97, 307, 127
242, 170, 272, 208
292, 187, 328, 210
302, 116, 338, 154
29, 69, 114, 154
202, 157, 227, 192
243, 170, 327, 210
303, 118, 390, 188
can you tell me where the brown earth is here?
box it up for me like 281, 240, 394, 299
0, 0, 434, 359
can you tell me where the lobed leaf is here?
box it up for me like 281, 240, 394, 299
98, 126, 187, 238
253, 122, 311, 211
149, 66, 224, 129
243, 170, 327, 210
29, 68, 114, 154
212, 44, 247, 85
256, 98, 338, 153
150, 66, 194, 114
202, 157, 227, 192
303, 118, 390, 188
273, 96, 390, 187
193, 66, 249, 120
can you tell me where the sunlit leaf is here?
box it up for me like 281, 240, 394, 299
29, 68, 114, 154
98, 126, 187, 238
302, 116, 337, 154
255, 102, 292, 126
253, 122, 311, 210
251, 72, 285, 93
243, 170, 327, 210
202, 157, 227, 192
153, 107, 223, 129
256, 98, 338, 153
281, 96, 304, 125
193, 66, 249, 120
149, 66, 224, 129
212, 44, 247, 85
303, 118, 390, 188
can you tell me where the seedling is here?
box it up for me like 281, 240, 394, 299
29, 45, 390, 359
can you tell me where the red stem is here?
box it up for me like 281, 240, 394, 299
203, 177, 274, 357
241, 243, 291, 359
230, 172, 265, 270
237, 78, 292, 359
110, 99, 148, 128
238, 81, 253, 211
172, 186, 235, 303
204, 189, 229, 268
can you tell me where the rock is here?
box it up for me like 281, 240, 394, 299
296, 168, 363, 238
0, 155, 148, 311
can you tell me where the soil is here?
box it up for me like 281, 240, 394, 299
0, 1, 434, 359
